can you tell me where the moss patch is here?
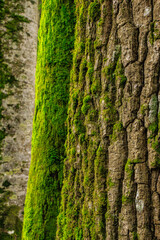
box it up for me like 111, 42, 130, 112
81, 95, 92, 115
88, 1, 101, 21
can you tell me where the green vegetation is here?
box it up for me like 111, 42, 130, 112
81, 95, 92, 115
88, 1, 101, 21
140, 104, 148, 116
150, 135, 160, 168
0, 190, 22, 240
115, 58, 127, 88
125, 159, 134, 178
110, 121, 123, 142
151, 157, 160, 168
149, 21, 160, 45
148, 122, 158, 138
148, 94, 158, 138
133, 232, 139, 240
122, 195, 134, 204
150, 22, 155, 45
107, 177, 115, 189
22, 1, 75, 239
102, 47, 127, 131
3, 0, 160, 238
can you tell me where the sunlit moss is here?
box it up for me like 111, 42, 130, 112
22, 1, 75, 239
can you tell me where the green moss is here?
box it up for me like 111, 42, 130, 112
104, 63, 115, 81
150, 135, 160, 167
81, 95, 92, 115
149, 22, 155, 45
133, 232, 139, 240
98, 17, 104, 26
148, 122, 158, 138
151, 157, 160, 168
22, 1, 75, 239
0, 191, 22, 240
122, 195, 134, 204
103, 94, 118, 126
74, 110, 86, 134
101, 49, 125, 130
94, 39, 102, 49
149, 94, 158, 119
79, 5, 87, 28
75, 227, 83, 240
5, 14, 30, 32
115, 58, 127, 88
107, 177, 115, 189
70, 147, 76, 158
88, 1, 101, 21
79, 58, 87, 83
104, 47, 121, 81
110, 121, 123, 142
149, 21, 160, 45
88, 110, 98, 121
79, 133, 86, 144
140, 104, 148, 116
57, 1, 108, 239
91, 77, 101, 95
125, 159, 134, 178
87, 62, 94, 80
71, 90, 79, 111
148, 94, 158, 138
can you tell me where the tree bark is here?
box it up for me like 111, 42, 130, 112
21, 0, 160, 239
0, 0, 38, 238
57, 0, 160, 239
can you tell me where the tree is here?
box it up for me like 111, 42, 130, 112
22, 0, 75, 239
24, 0, 160, 239
0, 0, 38, 239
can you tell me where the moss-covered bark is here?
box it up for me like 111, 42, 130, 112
23, 0, 160, 239
56, 0, 160, 239
22, 0, 75, 239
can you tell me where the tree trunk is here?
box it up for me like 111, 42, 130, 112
57, 0, 160, 239
0, 0, 38, 238
23, 0, 160, 239
22, 1, 75, 239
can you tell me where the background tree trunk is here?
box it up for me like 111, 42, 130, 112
0, 0, 38, 238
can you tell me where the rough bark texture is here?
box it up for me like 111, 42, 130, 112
57, 0, 160, 239
0, 0, 38, 238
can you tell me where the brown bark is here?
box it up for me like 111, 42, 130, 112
0, 0, 38, 237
